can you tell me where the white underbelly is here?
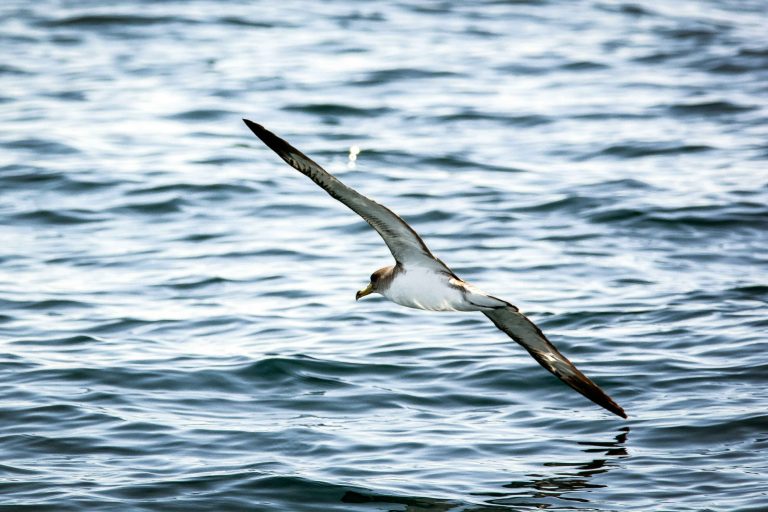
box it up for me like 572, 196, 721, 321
380, 267, 480, 312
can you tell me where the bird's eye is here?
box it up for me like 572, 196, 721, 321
370, 272, 378, 283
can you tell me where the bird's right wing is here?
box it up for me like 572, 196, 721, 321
484, 306, 627, 418
243, 120, 447, 271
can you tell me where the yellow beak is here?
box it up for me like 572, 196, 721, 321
355, 283, 374, 301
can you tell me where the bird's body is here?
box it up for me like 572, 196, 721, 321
377, 264, 504, 312
243, 119, 627, 419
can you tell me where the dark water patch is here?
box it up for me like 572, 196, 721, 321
43, 90, 87, 101
14, 365, 251, 396
234, 356, 409, 385
542, 309, 644, 330
0, 404, 119, 432
0, 432, 145, 458
159, 276, 234, 291
433, 110, 552, 127
727, 285, 768, 301
6, 138, 79, 155
494, 62, 551, 75
597, 2, 656, 16
217, 16, 282, 28
40, 14, 192, 28
537, 232, 601, 242
560, 60, 609, 71
354, 67, 460, 86
655, 24, 726, 43
586, 142, 713, 159
166, 109, 235, 121
395, 209, 456, 224
570, 111, 653, 121
648, 413, 768, 447
9, 209, 103, 226
587, 203, 768, 231
175, 232, 228, 243
419, 154, 523, 173
49, 33, 83, 45
701, 53, 768, 74
13, 335, 103, 346
0, 64, 31, 76
99, 473, 374, 512
0, 463, 40, 476
579, 178, 657, 191
203, 247, 317, 260
191, 156, 258, 165
126, 182, 255, 196
342, 489, 456, 509
0, 165, 63, 185
110, 197, 186, 215
633, 51, 679, 64
666, 100, 755, 116
283, 103, 391, 118
0, 165, 117, 192
85, 317, 168, 335
510, 195, 605, 214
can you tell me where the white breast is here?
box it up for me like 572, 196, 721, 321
380, 266, 479, 312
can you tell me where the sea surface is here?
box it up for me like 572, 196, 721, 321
1, 1, 767, 510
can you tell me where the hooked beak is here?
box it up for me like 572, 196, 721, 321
355, 283, 374, 301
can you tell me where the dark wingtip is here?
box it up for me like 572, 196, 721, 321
242, 118, 265, 136
241, 119, 305, 165
612, 403, 628, 419
567, 374, 628, 419
598, 387, 627, 419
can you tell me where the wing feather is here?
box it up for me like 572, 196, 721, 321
484, 306, 627, 418
243, 120, 445, 269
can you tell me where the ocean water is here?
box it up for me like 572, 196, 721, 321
1, 0, 767, 510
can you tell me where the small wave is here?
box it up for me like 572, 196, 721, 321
126, 182, 256, 196
0, 165, 117, 192
666, 100, 755, 116
110, 197, 186, 215
10, 209, 102, 225
0, 64, 31, 76
166, 109, 235, 121
6, 138, 78, 155
656, 25, 724, 42
587, 203, 768, 230
40, 14, 190, 28
434, 110, 552, 127
587, 142, 713, 159
419, 154, 524, 172
13, 335, 103, 346
217, 16, 281, 28
510, 195, 604, 214
283, 103, 391, 117
160, 276, 234, 290
560, 60, 610, 71
354, 68, 460, 86
235, 355, 401, 380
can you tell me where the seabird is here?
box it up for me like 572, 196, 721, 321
243, 119, 627, 419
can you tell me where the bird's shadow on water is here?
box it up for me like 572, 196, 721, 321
341, 427, 630, 511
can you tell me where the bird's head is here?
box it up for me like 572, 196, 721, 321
356, 266, 393, 301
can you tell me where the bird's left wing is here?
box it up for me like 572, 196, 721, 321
484, 306, 627, 418
243, 120, 447, 271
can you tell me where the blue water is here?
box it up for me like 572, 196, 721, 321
2, 1, 767, 510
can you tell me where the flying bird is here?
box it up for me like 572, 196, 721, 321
243, 119, 626, 419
